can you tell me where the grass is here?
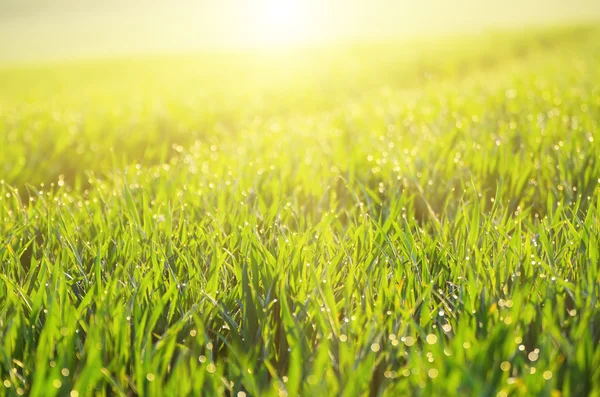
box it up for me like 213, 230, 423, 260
1, 25, 600, 396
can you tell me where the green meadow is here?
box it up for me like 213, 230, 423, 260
1, 25, 600, 396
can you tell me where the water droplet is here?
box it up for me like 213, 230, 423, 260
426, 334, 438, 345
528, 351, 539, 362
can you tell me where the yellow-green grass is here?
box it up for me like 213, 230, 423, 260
1, 25, 600, 396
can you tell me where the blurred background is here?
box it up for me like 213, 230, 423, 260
1, 0, 600, 62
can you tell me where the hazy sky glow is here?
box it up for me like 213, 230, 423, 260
1, 0, 600, 61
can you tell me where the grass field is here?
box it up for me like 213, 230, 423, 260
1, 25, 600, 396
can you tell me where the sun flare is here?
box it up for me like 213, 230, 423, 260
250, 0, 313, 47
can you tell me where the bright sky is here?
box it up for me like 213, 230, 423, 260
1, 0, 600, 61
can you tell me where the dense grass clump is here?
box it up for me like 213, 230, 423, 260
1, 26, 600, 396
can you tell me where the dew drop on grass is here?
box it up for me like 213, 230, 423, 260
543, 371, 553, 380
500, 362, 511, 372
371, 343, 381, 352
146, 373, 155, 382
428, 368, 438, 379
426, 334, 438, 344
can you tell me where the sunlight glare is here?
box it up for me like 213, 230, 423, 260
251, 0, 313, 47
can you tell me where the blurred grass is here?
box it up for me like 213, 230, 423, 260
1, 25, 600, 396
1, 25, 594, 190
